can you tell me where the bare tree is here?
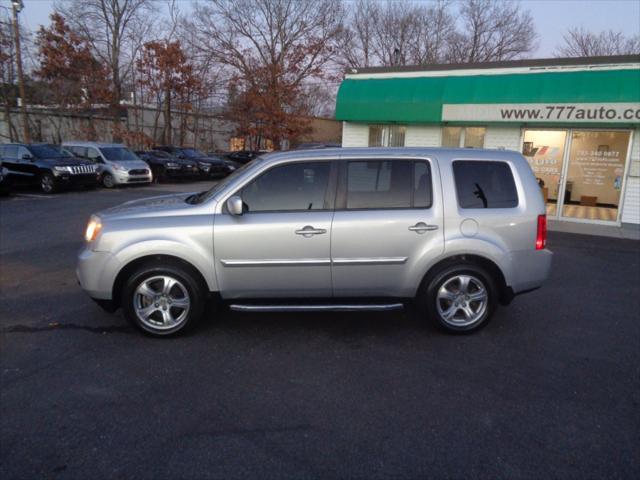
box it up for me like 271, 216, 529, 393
187, 0, 345, 148
556, 28, 640, 57
336, 0, 378, 69
447, 0, 537, 63
55, 0, 157, 117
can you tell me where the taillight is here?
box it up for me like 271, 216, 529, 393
536, 214, 547, 250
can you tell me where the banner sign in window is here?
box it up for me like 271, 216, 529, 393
442, 103, 640, 123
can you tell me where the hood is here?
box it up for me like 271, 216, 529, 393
99, 192, 196, 219
111, 160, 150, 170
193, 156, 226, 165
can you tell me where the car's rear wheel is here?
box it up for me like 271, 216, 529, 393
422, 264, 496, 334
102, 172, 115, 188
121, 264, 206, 336
40, 172, 57, 194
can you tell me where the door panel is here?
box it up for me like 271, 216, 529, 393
214, 161, 337, 298
331, 159, 444, 297
214, 211, 333, 298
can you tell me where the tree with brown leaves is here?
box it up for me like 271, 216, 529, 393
35, 13, 111, 140
136, 40, 202, 145
188, 0, 344, 149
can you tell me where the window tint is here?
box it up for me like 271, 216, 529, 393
346, 160, 432, 209
4, 145, 18, 158
453, 161, 518, 209
87, 148, 101, 161
241, 162, 331, 212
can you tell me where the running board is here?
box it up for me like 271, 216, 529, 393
229, 303, 404, 313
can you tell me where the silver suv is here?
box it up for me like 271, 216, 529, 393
77, 148, 552, 336
63, 142, 152, 187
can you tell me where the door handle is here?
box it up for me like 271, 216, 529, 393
408, 222, 438, 234
295, 225, 327, 237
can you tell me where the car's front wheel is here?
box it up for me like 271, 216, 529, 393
40, 172, 57, 194
422, 264, 496, 334
102, 172, 115, 188
121, 263, 206, 336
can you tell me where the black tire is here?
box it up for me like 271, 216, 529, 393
121, 263, 206, 337
102, 172, 115, 188
152, 167, 164, 184
40, 172, 58, 194
420, 263, 497, 334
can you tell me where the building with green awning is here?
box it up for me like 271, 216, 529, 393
335, 55, 640, 226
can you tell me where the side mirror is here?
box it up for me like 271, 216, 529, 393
22, 153, 33, 161
226, 195, 244, 216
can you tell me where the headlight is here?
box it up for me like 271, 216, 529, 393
112, 163, 127, 172
85, 215, 102, 242
198, 162, 210, 170
166, 162, 180, 168
53, 166, 71, 173
93, 165, 99, 172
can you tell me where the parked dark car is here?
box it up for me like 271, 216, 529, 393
135, 150, 200, 182
206, 152, 241, 172
154, 146, 228, 178
224, 150, 265, 164
0, 163, 11, 196
0, 143, 99, 193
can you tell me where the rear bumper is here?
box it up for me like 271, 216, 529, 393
508, 248, 553, 294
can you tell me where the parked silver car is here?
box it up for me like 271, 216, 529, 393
63, 142, 152, 187
77, 148, 552, 336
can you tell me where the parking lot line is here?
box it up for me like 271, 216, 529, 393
12, 194, 55, 199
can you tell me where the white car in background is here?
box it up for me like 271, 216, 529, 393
63, 142, 152, 188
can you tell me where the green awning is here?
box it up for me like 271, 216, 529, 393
335, 69, 640, 123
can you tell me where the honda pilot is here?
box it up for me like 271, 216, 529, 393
77, 148, 552, 336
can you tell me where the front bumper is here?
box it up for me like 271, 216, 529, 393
76, 247, 120, 300
112, 171, 153, 185
54, 172, 100, 187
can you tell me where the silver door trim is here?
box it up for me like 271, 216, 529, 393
220, 258, 332, 267
331, 257, 408, 266
229, 303, 404, 312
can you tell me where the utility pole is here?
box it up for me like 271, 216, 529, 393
11, 0, 29, 143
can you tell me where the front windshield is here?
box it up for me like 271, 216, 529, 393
181, 148, 205, 158
187, 159, 261, 204
30, 144, 71, 159
100, 147, 139, 161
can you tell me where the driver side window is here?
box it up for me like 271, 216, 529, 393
240, 162, 332, 213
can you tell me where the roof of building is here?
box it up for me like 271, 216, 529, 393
348, 55, 640, 76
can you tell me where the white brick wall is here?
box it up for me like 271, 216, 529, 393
341, 122, 369, 147
405, 126, 442, 147
483, 127, 522, 151
621, 129, 640, 224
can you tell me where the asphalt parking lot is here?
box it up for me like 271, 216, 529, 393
1, 183, 639, 480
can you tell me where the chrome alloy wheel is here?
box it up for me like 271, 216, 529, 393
133, 275, 190, 330
436, 274, 488, 327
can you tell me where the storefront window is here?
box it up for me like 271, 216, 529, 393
368, 125, 406, 147
561, 130, 630, 222
464, 127, 485, 148
442, 127, 485, 148
442, 127, 462, 148
522, 129, 568, 216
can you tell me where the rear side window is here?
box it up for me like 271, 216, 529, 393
3, 145, 18, 158
453, 160, 518, 209
346, 160, 432, 209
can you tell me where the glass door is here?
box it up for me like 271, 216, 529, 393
522, 129, 568, 218
560, 130, 631, 223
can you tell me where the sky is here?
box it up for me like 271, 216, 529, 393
9, 0, 640, 58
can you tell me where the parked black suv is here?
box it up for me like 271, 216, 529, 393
135, 150, 200, 182
0, 162, 11, 196
0, 143, 99, 193
154, 146, 228, 178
